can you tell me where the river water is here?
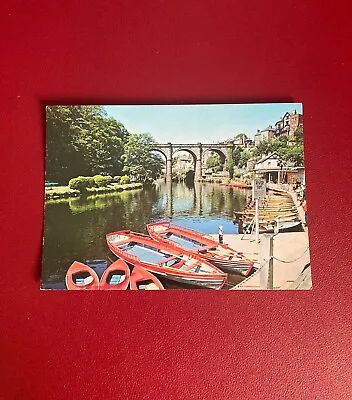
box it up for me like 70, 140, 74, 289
42, 181, 249, 289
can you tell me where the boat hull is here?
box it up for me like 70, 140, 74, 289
65, 261, 100, 290
100, 259, 130, 290
130, 266, 165, 290
252, 220, 303, 233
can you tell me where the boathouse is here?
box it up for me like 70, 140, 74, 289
254, 152, 299, 184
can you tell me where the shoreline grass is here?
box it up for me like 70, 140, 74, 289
45, 183, 143, 201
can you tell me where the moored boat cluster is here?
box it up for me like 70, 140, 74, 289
234, 190, 302, 234
66, 222, 257, 290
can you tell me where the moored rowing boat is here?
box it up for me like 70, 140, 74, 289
100, 259, 130, 290
106, 230, 227, 289
220, 182, 252, 189
130, 266, 165, 290
147, 221, 256, 276
65, 261, 100, 290
254, 220, 302, 233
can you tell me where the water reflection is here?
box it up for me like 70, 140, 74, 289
42, 181, 249, 288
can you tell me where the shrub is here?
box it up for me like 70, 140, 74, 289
120, 175, 130, 184
113, 175, 122, 184
69, 176, 95, 192
233, 170, 242, 178
93, 175, 113, 187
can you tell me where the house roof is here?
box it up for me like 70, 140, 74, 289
256, 152, 280, 164
261, 125, 275, 132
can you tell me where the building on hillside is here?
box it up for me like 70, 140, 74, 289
289, 110, 303, 136
233, 135, 245, 146
260, 125, 276, 141
254, 130, 262, 146
274, 118, 288, 136
254, 125, 276, 146
275, 110, 303, 138
244, 138, 254, 148
254, 152, 300, 184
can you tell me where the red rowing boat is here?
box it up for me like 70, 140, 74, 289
130, 266, 165, 290
147, 221, 256, 276
100, 259, 130, 290
220, 182, 252, 189
106, 230, 227, 289
65, 261, 99, 290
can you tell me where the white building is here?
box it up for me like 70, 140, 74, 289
254, 152, 298, 184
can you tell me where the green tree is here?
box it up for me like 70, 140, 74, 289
294, 126, 303, 144
232, 146, 243, 166
46, 106, 128, 183
238, 149, 253, 168
227, 148, 234, 179
283, 144, 304, 166
122, 133, 164, 182
252, 139, 273, 157
206, 154, 223, 172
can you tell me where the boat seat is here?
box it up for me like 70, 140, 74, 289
109, 274, 122, 285
75, 276, 94, 286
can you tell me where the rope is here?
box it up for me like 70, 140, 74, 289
272, 246, 309, 264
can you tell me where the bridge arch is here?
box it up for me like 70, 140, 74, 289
149, 147, 168, 160
202, 148, 226, 165
172, 148, 197, 160
172, 149, 196, 182
151, 142, 233, 181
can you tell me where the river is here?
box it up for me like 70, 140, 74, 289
42, 181, 249, 289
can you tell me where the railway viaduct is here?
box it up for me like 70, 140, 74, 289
151, 142, 234, 181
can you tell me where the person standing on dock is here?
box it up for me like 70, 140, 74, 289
218, 225, 224, 244
237, 217, 244, 234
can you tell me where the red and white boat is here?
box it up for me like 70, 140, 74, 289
130, 266, 165, 290
100, 259, 130, 290
65, 261, 100, 290
147, 221, 256, 276
106, 230, 227, 289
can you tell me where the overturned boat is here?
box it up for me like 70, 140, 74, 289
147, 221, 256, 276
106, 230, 227, 289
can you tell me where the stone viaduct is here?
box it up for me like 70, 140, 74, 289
151, 142, 234, 181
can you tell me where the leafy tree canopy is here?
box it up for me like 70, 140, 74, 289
206, 154, 223, 172
46, 106, 128, 183
122, 133, 164, 182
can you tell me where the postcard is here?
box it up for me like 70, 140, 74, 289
42, 104, 311, 290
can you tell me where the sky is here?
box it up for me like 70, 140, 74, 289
104, 103, 302, 143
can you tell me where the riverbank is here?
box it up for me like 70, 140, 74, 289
45, 183, 143, 201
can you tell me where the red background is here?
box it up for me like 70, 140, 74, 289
1, 1, 351, 399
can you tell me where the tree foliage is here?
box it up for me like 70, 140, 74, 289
232, 146, 253, 168
227, 149, 234, 179
206, 154, 223, 172
46, 106, 128, 183
46, 107, 163, 184
122, 133, 164, 182
252, 133, 304, 166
